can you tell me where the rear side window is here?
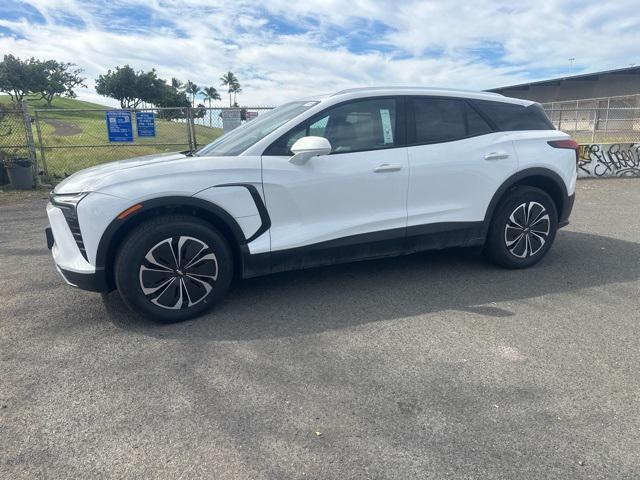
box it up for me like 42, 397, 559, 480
472, 100, 554, 131
410, 97, 493, 144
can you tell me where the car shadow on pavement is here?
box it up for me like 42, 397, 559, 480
102, 230, 640, 340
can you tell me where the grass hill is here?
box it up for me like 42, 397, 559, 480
0, 95, 222, 179
0, 94, 110, 112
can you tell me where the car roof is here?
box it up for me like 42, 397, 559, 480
327, 86, 533, 106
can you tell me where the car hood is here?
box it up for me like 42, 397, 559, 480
53, 152, 191, 194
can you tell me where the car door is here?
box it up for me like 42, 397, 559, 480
261, 97, 409, 268
405, 96, 518, 238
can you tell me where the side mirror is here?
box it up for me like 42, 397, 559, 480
289, 136, 332, 165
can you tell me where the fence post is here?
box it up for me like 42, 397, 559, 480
558, 109, 563, 130
185, 107, 194, 152
591, 108, 597, 143
603, 98, 610, 141
192, 112, 198, 150
33, 110, 49, 183
20, 100, 38, 185
189, 107, 198, 151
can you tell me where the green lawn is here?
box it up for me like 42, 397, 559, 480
1, 95, 222, 179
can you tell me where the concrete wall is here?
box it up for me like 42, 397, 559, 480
578, 143, 640, 178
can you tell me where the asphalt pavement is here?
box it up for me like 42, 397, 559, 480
1, 179, 639, 479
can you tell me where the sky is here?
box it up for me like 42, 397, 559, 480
0, 0, 639, 107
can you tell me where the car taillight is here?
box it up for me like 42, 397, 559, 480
548, 139, 579, 164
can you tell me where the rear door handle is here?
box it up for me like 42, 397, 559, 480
374, 164, 402, 173
484, 152, 510, 161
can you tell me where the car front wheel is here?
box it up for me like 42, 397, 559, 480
114, 215, 233, 322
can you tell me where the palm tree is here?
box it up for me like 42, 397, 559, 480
220, 71, 239, 107
202, 86, 221, 127
231, 82, 242, 106
184, 80, 200, 106
171, 77, 184, 90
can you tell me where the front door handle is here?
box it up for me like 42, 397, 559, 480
374, 164, 402, 173
484, 152, 510, 161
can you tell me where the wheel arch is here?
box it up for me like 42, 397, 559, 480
484, 168, 568, 227
96, 196, 248, 290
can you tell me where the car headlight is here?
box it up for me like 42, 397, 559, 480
49, 192, 89, 209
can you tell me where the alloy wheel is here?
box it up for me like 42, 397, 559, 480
138, 236, 218, 310
504, 201, 550, 258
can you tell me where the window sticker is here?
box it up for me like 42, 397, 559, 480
380, 109, 393, 144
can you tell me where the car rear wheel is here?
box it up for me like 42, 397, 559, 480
485, 186, 558, 269
114, 215, 233, 322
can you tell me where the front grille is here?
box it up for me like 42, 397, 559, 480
60, 207, 88, 261
50, 191, 89, 262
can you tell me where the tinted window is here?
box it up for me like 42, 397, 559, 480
266, 98, 397, 155
411, 98, 493, 143
472, 100, 554, 131
467, 104, 493, 136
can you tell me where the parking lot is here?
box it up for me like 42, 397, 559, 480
1, 179, 639, 479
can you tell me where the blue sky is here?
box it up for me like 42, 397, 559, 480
1, 0, 639, 105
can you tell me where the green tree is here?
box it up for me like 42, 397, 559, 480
34, 60, 86, 107
184, 81, 200, 106
220, 71, 239, 107
95, 65, 165, 108
155, 84, 191, 120
0, 55, 42, 103
95, 65, 141, 108
136, 69, 166, 107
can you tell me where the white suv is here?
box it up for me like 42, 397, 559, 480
46, 87, 578, 322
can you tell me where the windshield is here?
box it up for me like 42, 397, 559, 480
197, 101, 319, 156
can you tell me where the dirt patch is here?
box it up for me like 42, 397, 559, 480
0, 186, 49, 206
44, 119, 82, 136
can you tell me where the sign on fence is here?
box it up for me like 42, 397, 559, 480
136, 112, 156, 137
106, 111, 133, 142
221, 108, 241, 133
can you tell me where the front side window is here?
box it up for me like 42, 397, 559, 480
197, 101, 319, 156
410, 97, 493, 144
266, 98, 398, 156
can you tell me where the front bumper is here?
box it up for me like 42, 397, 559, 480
46, 205, 111, 293
55, 263, 110, 292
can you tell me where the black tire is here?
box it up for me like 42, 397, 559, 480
114, 215, 233, 323
485, 186, 558, 269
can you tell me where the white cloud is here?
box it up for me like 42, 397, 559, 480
0, 0, 638, 106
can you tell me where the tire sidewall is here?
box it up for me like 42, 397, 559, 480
115, 217, 233, 322
487, 186, 558, 269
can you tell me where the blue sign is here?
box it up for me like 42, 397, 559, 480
136, 111, 156, 137
106, 111, 133, 142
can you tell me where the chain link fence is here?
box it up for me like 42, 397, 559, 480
34, 106, 273, 181
542, 107, 640, 144
542, 94, 640, 144
4, 95, 640, 186
0, 102, 37, 185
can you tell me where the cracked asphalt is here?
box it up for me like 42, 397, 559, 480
1, 179, 639, 479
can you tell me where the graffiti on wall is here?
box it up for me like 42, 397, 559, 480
578, 143, 640, 178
